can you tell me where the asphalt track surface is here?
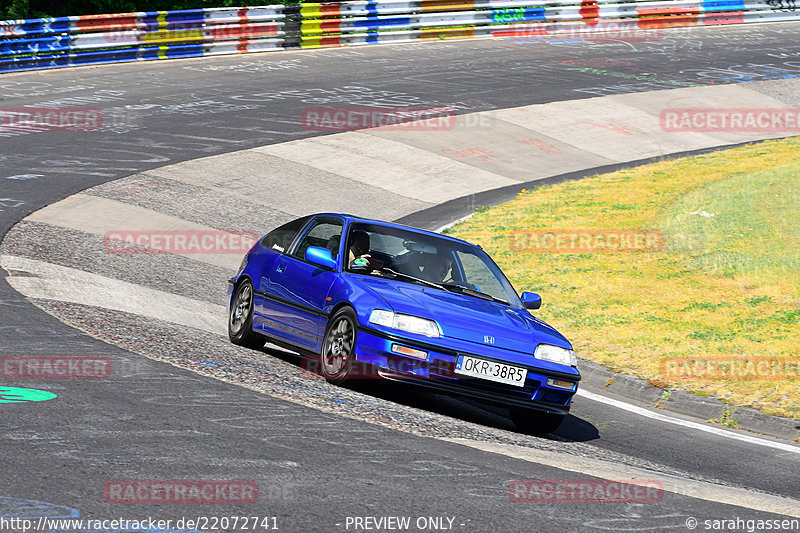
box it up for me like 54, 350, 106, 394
2, 23, 800, 533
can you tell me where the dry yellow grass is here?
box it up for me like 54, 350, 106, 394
448, 137, 800, 419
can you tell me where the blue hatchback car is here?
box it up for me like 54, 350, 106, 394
228, 213, 580, 434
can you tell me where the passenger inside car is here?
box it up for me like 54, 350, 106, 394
420, 253, 453, 283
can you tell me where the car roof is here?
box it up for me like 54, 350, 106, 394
312, 212, 476, 247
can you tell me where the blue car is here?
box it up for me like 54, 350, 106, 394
227, 213, 580, 435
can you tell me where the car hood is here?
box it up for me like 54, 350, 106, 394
352, 276, 570, 355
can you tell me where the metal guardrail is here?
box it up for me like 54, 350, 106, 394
1, 1, 799, 73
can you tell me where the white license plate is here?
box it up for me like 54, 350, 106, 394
454, 355, 527, 387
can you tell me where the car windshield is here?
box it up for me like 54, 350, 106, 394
345, 222, 524, 308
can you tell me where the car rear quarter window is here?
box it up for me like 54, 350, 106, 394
260, 216, 311, 253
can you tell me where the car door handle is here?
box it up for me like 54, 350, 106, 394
276, 263, 286, 274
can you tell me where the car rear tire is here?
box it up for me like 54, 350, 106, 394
510, 408, 565, 436
228, 280, 265, 349
320, 307, 358, 384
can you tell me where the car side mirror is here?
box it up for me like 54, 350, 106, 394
305, 246, 336, 270
521, 291, 542, 310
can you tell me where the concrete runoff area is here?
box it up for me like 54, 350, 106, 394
8, 80, 798, 238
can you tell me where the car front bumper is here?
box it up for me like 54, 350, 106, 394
355, 326, 580, 415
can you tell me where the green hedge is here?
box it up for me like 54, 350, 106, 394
0, 1, 290, 20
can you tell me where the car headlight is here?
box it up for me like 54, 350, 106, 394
369, 309, 441, 337
534, 344, 577, 367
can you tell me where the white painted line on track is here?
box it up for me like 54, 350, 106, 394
577, 388, 800, 454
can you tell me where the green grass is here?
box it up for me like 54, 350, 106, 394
658, 164, 800, 287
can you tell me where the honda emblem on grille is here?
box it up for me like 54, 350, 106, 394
483, 335, 495, 344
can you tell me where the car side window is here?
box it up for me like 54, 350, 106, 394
261, 216, 311, 254
292, 219, 344, 261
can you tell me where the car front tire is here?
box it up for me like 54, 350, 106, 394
320, 307, 359, 384
228, 280, 265, 349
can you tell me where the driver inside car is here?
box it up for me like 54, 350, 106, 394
348, 230, 383, 272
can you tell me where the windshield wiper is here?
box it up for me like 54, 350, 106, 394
436, 281, 509, 305
379, 267, 447, 291
441, 283, 509, 305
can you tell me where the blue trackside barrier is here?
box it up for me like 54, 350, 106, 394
1, 1, 799, 73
